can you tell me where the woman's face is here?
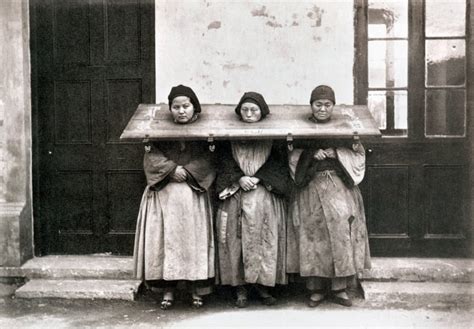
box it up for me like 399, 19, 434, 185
240, 102, 262, 123
311, 98, 334, 122
171, 96, 195, 123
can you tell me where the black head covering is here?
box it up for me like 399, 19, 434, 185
235, 92, 270, 119
167, 84, 201, 113
310, 85, 336, 105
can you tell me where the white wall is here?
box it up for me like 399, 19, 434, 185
155, 0, 355, 105
0, 0, 33, 266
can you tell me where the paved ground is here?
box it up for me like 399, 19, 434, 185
1, 287, 473, 328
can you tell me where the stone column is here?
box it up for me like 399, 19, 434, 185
0, 0, 33, 267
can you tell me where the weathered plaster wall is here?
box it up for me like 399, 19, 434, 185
0, 0, 33, 266
155, 0, 355, 105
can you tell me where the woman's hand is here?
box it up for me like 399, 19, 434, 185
313, 149, 327, 161
249, 177, 260, 186
171, 166, 187, 182
324, 148, 336, 159
239, 176, 258, 191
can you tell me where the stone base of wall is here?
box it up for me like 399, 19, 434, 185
0, 202, 32, 267
0, 277, 24, 297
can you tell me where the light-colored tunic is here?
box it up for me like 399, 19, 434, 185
133, 142, 215, 282
217, 141, 287, 287
287, 142, 371, 278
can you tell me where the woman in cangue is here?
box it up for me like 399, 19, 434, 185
133, 85, 216, 309
216, 92, 290, 308
286, 85, 371, 307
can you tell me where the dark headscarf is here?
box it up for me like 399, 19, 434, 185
310, 85, 336, 105
167, 84, 202, 113
234, 92, 270, 119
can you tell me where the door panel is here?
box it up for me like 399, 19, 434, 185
105, 0, 141, 62
106, 171, 144, 232
423, 165, 467, 237
54, 81, 92, 144
364, 165, 410, 236
54, 171, 94, 233
53, 0, 91, 65
106, 79, 143, 143
361, 141, 471, 257
33, 0, 153, 255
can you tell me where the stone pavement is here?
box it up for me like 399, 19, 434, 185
1, 286, 473, 328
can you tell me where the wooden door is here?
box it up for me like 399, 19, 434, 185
355, 0, 472, 257
31, 0, 154, 255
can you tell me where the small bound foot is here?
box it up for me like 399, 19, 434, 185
192, 293, 204, 308
235, 286, 248, 308
331, 290, 352, 307
307, 291, 325, 308
255, 285, 277, 306
160, 291, 174, 310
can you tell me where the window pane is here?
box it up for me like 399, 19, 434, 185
394, 90, 407, 130
426, 0, 466, 37
368, 0, 408, 38
369, 40, 407, 88
425, 89, 465, 136
368, 91, 387, 129
426, 39, 465, 86
368, 90, 407, 132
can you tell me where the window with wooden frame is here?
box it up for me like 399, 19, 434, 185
356, 0, 469, 138
424, 0, 467, 137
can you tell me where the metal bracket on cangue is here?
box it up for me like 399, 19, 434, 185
286, 133, 294, 151
143, 137, 151, 153
207, 134, 215, 152
353, 131, 360, 142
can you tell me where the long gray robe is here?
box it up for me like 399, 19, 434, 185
287, 141, 371, 278
133, 141, 215, 282
216, 141, 288, 287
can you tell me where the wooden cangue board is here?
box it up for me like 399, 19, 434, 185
120, 103, 381, 141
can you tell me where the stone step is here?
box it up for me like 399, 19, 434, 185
5, 255, 134, 280
361, 281, 474, 307
15, 279, 141, 301
360, 258, 474, 283
2, 256, 472, 282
